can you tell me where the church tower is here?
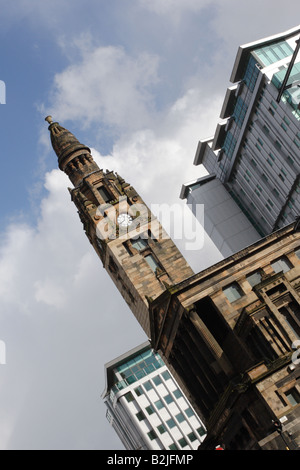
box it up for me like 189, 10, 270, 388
45, 116, 194, 336
46, 117, 300, 450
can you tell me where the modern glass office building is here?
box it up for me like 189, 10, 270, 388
102, 342, 206, 450
181, 25, 300, 257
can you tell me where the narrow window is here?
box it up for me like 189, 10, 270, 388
271, 257, 292, 273
124, 392, 134, 403
175, 412, 185, 423
197, 426, 206, 437
164, 394, 173, 404
146, 405, 155, 415
275, 390, 287, 407
123, 241, 133, 256
134, 386, 143, 397
155, 399, 164, 410
166, 418, 176, 429
131, 238, 148, 251
185, 407, 195, 418
178, 437, 188, 448
143, 380, 153, 391
173, 389, 183, 399
223, 283, 244, 303
145, 254, 160, 272
169, 443, 178, 450
98, 186, 112, 203
285, 388, 300, 406
162, 370, 171, 381
147, 430, 157, 441
157, 424, 166, 434
247, 270, 263, 287
136, 411, 146, 421
153, 375, 162, 386
295, 248, 300, 259
188, 431, 197, 442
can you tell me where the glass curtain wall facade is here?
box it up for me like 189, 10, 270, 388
103, 342, 206, 450
182, 26, 300, 256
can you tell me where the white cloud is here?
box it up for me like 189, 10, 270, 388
44, 32, 224, 266
137, 0, 212, 19
48, 39, 160, 132
0, 34, 223, 447
0, 3, 227, 447
6, 0, 300, 451
46, 31, 223, 198
34, 278, 66, 308
212, 0, 300, 48
0, 167, 146, 450
88, 86, 222, 203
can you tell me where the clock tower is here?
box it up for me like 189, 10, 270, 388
45, 117, 300, 451
45, 116, 194, 336
46, 117, 300, 451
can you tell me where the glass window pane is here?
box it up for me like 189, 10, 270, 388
178, 437, 188, 448
153, 375, 162, 386
223, 131, 237, 159
146, 405, 154, 415
157, 424, 166, 434
131, 238, 148, 251
175, 412, 185, 423
234, 97, 248, 128
254, 41, 293, 66
98, 186, 112, 202
223, 283, 244, 302
134, 386, 143, 396
243, 56, 259, 91
285, 388, 300, 406
169, 443, 178, 450
271, 261, 282, 273
185, 407, 195, 418
155, 399, 164, 410
135, 369, 146, 380
124, 392, 134, 402
162, 370, 171, 381
197, 426, 206, 437
126, 375, 136, 385
173, 389, 183, 399
143, 380, 153, 391
147, 430, 157, 441
141, 350, 152, 360
144, 364, 155, 374
271, 257, 292, 273
136, 411, 146, 421
167, 418, 176, 429
145, 254, 159, 272
164, 394, 173, 404
247, 271, 262, 287
153, 359, 163, 370
145, 356, 155, 366
188, 432, 197, 442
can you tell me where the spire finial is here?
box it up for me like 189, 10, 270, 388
45, 115, 53, 124
44, 116, 91, 173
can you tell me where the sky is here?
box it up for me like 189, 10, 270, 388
0, 0, 300, 450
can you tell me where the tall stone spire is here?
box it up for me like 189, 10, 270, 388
45, 116, 99, 187
45, 116, 194, 336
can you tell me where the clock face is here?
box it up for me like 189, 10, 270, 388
117, 213, 133, 227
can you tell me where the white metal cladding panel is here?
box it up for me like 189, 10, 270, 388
187, 181, 260, 256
